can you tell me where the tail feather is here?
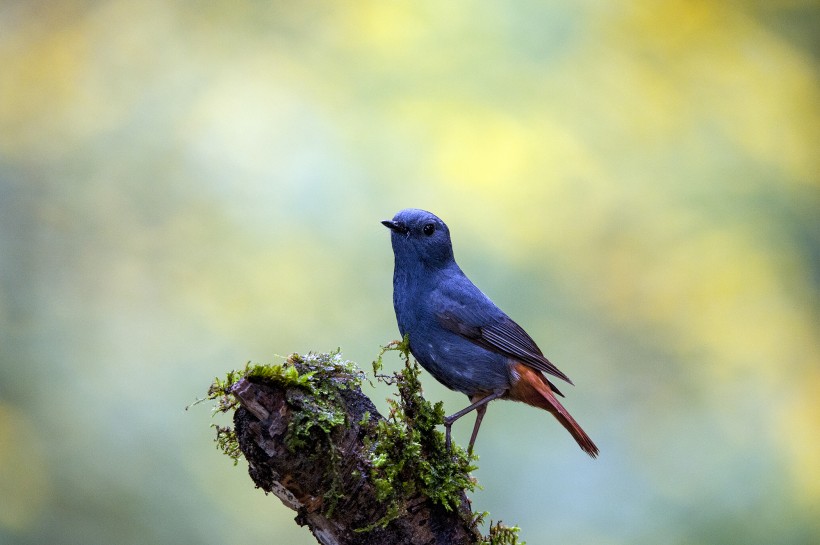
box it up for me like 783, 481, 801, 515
509, 362, 599, 458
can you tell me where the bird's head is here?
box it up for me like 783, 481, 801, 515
382, 208, 454, 268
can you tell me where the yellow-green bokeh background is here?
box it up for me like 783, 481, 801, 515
1, 1, 818, 544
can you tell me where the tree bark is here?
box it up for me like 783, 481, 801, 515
231, 376, 480, 545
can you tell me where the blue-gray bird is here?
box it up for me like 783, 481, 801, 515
382, 208, 598, 457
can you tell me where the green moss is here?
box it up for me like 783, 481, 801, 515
358, 338, 478, 531
279, 351, 363, 452
198, 367, 246, 465
212, 424, 241, 465
479, 521, 525, 545
200, 350, 364, 467
371, 335, 411, 376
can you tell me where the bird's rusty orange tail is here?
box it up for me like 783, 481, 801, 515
508, 362, 599, 458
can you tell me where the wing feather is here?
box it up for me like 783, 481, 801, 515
481, 317, 573, 385
437, 306, 573, 386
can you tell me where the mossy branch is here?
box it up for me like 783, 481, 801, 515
197, 343, 523, 545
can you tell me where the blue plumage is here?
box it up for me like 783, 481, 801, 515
382, 208, 598, 457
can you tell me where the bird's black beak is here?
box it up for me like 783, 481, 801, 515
381, 220, 408, 234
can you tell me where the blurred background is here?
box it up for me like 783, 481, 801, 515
1, 1, 818, 544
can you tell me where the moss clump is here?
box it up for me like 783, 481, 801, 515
199, 350, 364, 517
197, 367, 245, 465
199, 350, 364, 465
279, 351, 364, 452
359, 337, 478, 531
478, 519, 525, 545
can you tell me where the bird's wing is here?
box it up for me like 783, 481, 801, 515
434, 275, 573, 386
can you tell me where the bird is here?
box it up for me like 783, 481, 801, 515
382, 208, 598, 458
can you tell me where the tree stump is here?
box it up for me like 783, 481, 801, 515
203, 349, 507, 545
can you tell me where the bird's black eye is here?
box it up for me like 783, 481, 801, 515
423, 223, 435, 236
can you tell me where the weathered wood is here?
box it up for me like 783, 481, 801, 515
231, 376, 480, 545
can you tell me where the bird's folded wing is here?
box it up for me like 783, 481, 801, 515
436, 307, 573, 386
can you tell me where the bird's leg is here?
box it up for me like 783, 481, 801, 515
467, 404, 487, 456
443, 390, 505, 452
